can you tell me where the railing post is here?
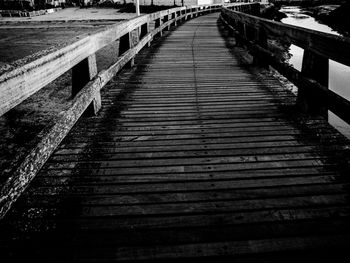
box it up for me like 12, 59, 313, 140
299, 50, 329, 117
140, 22, 151, 47
72, 54, 101, 115
163, 14, 170, 31
172, 12, 177, 27
155, 17, 163, 37
119, 32, 134, 68
228, 16, 236, 37
241, 22, 247, 40
253, 28, 269, 68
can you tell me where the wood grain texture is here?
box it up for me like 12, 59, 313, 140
222, 6, 350, 66
0, 3, 229, 220
0, 4, 225, 117
220, 8, 350, 124
0, 11, 350, 263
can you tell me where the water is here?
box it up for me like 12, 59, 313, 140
279, 6, 350, 139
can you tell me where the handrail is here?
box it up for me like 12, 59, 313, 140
0, 2, 255, 220
220, 6, 350, 124
222, 6, 350, 67
0, 4, 223, 117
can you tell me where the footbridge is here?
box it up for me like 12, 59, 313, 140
1, 2, 350, 262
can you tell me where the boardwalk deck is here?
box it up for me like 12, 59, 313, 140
1, 13, 350, 262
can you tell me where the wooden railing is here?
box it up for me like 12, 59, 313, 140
220, 5, 350, 124
0, 4, 228, 219
0, 5, 222, 117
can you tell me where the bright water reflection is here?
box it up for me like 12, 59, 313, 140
280, 6, 350, 139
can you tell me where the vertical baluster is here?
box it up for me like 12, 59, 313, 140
298, 50, 329, 117
241, 22, 247, 40
253, 27, 269, 67
163, 14, 169, 31
155, 17, 163, 37
119, 32, 134, 68
228, 15, 236, 37
140, 22, 151, 47
189, 8, 193, 19
72, 54, 101, 115
172, 12, 177, 27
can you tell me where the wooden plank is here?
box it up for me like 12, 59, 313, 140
69, 235, 350, 261
27, 175, 339, 196
5, 206, 350, 232
1, 10, 350, 262
39, 165, 338, 182
18, 183, 349, 207
0, 4, 230, 219
9, 193, 349, 217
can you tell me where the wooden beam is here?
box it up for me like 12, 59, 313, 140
220, 11, 350, 125
221, 8, 350, 68
140, 22, 151, 47
155, 18, 163, 38
0, 15, 146, 117
0, 29, 154, 219
299, 50, 329, 117
72, 54, 100, 115
0, 2, 242, 218
119, 32, 134, 68
1, 3, 216, 117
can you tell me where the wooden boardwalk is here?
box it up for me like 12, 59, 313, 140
1, 13, 350, 262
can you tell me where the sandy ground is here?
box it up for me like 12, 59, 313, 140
0, 7, 138, 22
0, 8, 137, 65
0, 7, 138, 182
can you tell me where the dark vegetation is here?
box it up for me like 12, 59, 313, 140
260, 4, 287, 20
271, 0, 345, 8
316, 2, 350, 35
261, 1, 350, 35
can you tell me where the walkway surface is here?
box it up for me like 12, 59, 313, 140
1, 13, 350, 262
